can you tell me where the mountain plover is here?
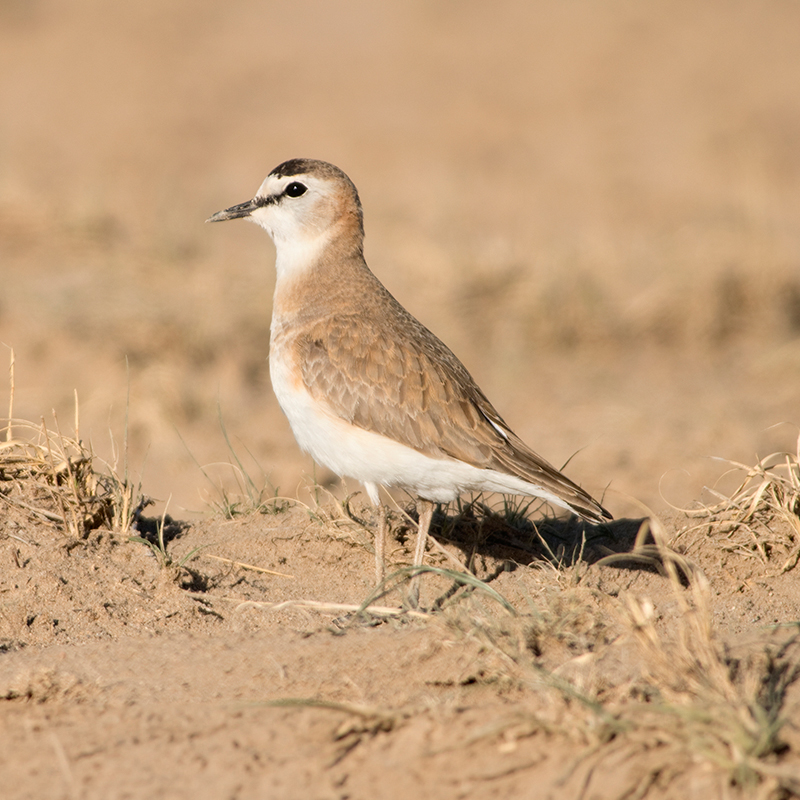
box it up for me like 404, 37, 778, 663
208, 158, 611, 606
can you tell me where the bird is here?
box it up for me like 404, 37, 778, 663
207, 158, 611, 607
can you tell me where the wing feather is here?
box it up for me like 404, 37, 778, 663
297, 313, 610, 522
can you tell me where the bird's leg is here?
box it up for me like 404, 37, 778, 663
407, 498, 434, 608
375, 504, 387, 585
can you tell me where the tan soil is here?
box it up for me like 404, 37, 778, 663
1, 1, 800, 797
2, 500, 800, 799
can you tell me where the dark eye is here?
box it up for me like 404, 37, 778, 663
285, 182, 307, 198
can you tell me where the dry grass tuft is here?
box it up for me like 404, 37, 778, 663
0, 416, 137, 537
614, 571, 799, 796
594, 524, 798, 795
0, 352, 138, 536
435, 516, 800, 797
675, 438, 800, 571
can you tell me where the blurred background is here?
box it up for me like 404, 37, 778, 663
1, 0, 799, 518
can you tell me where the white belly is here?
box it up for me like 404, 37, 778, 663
269, 347, 572, 512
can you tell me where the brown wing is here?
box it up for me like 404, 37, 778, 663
296, 312, 611, 523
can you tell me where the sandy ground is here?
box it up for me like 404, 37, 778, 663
2, 493, 800, 799
2, 1, 800, 797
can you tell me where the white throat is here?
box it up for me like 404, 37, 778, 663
249, 208, 332, 283
271, 230, 331, 282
